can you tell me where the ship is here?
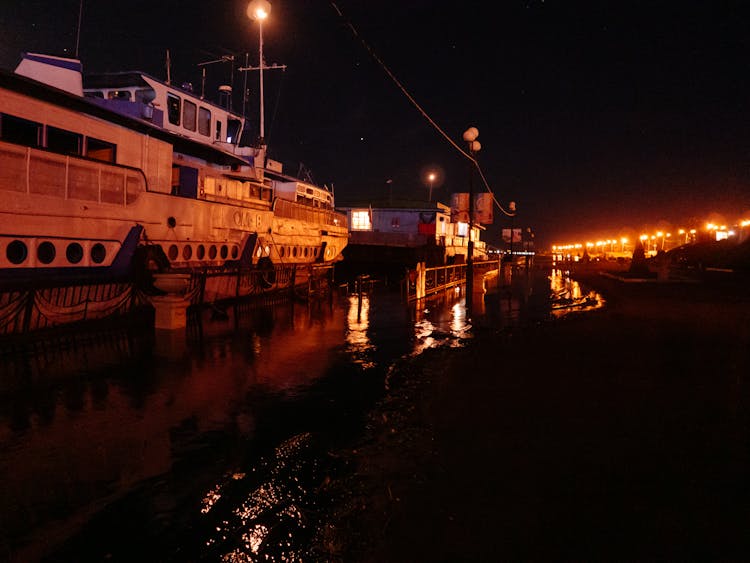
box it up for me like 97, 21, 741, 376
0, 52, 348, 302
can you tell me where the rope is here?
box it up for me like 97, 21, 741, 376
329, 2, 516, 218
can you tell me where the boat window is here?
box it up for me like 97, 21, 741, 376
135, 88, 156, 104
46, 126, 82, 156
107, 90, 131, 100
1, 113, 41, 147
37, 241, 56, 264
91, 243, 106, 264
86, 137, 116, 163
227, 118, 241, 144
66, 243, 84, 264
183, 100, 197, 132
85, 91, 104, 98
167, 93, 181, 125
198, 107, 211, 136
6, 240, 27, 264
215, 120, 222, 141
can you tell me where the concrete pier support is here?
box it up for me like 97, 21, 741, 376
151, 294, 190, 330
149, 273, 191, 330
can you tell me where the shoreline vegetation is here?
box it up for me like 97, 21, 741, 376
313, 263, 750, 561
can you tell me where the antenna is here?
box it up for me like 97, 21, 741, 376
75, 0, 83, 58
197, 55, 235, 101
166, 49, 171, 85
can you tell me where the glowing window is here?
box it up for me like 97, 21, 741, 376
350, 210, 372, 231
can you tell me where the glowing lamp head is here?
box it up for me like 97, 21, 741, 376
248, 0, 271, 21
462, 127, 479, 142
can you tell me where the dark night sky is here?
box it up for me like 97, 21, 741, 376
2, 0, 750, 248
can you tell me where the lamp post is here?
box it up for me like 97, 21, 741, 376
427, 172, 436, 202
247, 0, 271, 142
462, 127, 480, 316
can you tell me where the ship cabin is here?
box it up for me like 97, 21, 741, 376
83, 72, 252, 162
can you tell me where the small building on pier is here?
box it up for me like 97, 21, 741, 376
336, 198, 490, 279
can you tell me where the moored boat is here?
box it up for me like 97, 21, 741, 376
0, 52, 348, 296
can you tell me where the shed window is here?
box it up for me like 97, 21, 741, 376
350, 210, 372, 231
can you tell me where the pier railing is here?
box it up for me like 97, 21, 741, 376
404, 263, 467, 302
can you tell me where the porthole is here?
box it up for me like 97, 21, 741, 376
37, 241, 56, 264
304, 247, 309, 257
66, 242, 84, 264
182, 245, 192, 260
168, 244, 179, 260
91, 243, 106, 264
220, 245, 228, 259
7, 240, 27, 264
209, 245, 217, 259
197, 245, 205, 260
167, 216, 176, 228
279, 246, 285, 258
231, 246, 239, 259
292, 247, 298, 258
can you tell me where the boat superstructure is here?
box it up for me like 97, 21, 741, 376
0, 53, 348, 291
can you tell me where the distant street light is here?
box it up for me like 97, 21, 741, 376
462, 127, 480, 316
427, 172, 436, 202
247, 0, 271, 141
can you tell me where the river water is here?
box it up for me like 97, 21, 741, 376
0, 267, 599, 562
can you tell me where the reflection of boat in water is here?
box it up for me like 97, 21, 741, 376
0, 53, 348, 295
551, 293, 599, 310
549, 268, 603, 316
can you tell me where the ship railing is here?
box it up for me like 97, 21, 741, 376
0, 140, 147, 205
272, 198, 348, 229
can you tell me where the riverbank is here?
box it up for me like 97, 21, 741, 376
313, 266, 750, 561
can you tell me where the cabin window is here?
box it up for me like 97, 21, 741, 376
85, 91, 104, 98
215, 120, 222, 141
173, 165, 198, 198
107, 90, 131, 100
227, 118, 241, 143
198, 107, 211, 136
183, 100, 197, 131
167, 93, 181, 125
46, 126, 82, 156
350, 210, 372, 231
1, 114, 41, 147
135, 88, 156, 104
86, 137, 116, 163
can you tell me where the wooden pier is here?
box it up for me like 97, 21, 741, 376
403, 261, 501, 302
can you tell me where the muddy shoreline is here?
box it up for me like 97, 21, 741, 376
312, 266, 750, 561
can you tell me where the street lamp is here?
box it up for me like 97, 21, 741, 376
247, 0, 271, 142
462, 126, 481, 316
427, 172, 436, 202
